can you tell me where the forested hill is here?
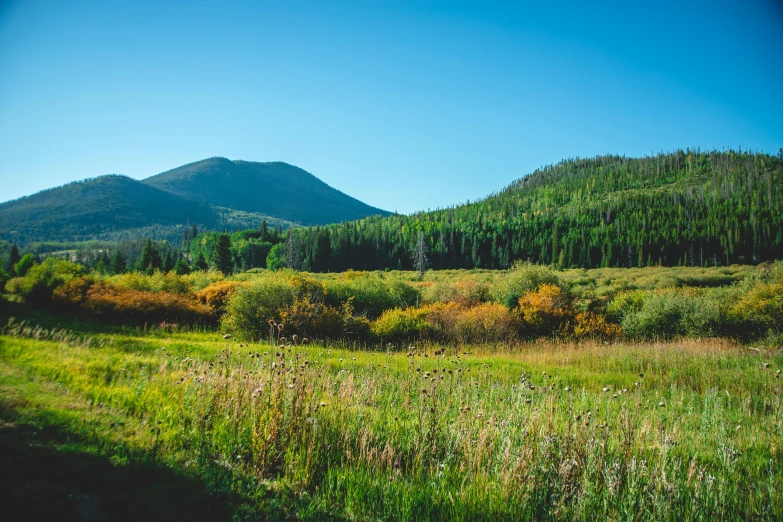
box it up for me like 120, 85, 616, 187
0, 158, 390, 244
143, 157, 390, 226
0, 175, 292, 243
282, 149, 783, 271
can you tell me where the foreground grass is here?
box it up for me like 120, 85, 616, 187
0, 319, 781, 520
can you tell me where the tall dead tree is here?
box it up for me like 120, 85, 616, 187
412, 230, 429, 277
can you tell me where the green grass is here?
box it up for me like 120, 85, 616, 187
0, 316, 781, 520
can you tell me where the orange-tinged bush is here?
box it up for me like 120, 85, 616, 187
196, 280, 248, 314
571, 311, 622, 340
421, 302, 521, 344
451, 278, 490, 306
517, 283, 573, 336
278, 297, 346, 340
54, 277, 214, 325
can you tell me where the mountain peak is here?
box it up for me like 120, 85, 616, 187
143, 159, 389, 226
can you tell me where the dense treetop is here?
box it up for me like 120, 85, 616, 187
282, 149, 783, 271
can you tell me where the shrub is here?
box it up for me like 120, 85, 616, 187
182, 270, 226, 292
111, 270, 191, 294
490, 261, 564, 306
278, 297, 346, 340
422, 301, 521, 344
53, 277, 214, 325
13, 258, 86, 305
605, 290, 647, 323
571, 312, 622, 340
730, 282, 783, 339
325, 274, 419, 319
13, 253, 36, 277
517, 283, 573, 336
618, 287, 736, 340
196, 280, 247, 314
371, 307, 431, 344
221, 278, 295, 341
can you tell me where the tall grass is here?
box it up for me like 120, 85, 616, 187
1, 325, 780, 520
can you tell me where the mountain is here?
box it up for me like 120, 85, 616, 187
282, 149, 783, 271
143, 158, 390, 226
0, 158, 389, 244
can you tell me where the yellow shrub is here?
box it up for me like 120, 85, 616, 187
278, 297, 345, 340
571, 312, 622, 340
421, 302, 521, 344
196, 280, 247, 313
54, 277, 214, 326
371, 307, 431, 343
517, 283, 573, 335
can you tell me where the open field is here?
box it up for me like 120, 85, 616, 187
1, 310, 781, 521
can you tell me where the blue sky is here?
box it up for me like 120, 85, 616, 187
0, 0, 781, 213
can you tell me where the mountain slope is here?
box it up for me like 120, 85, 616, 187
0, 158, 390, 244
143, 158, 390, 226
283, 149, 783, 271
0, 175, 291, 244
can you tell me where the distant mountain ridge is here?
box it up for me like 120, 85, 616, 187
0, 158, 390, 244
143, 158, 388, 225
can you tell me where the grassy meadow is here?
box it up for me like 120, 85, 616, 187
1, 313, 781, 520
1, 263, 782, 520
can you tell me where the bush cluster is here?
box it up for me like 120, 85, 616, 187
5, 256, 782, 345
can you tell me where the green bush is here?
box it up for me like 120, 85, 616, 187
221, 278, 295, 341
13, 253, 36, 277
490, 261, 564, 306
12, 258, 86, 305
619, 288, 734, 340
371, 307, 431, 344
324, 273, 419, 319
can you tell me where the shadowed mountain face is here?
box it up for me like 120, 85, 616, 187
0, 158, 390, 244
143, 158, 389, 226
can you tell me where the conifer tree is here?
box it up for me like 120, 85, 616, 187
111, 251, 127, 274
212, 234, 233, 274
194, 252, 209, 271
5, 243, 20, 273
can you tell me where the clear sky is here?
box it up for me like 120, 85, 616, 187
0, 0, 781, 213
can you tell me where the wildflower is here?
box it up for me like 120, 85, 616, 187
278, 323, 284, 331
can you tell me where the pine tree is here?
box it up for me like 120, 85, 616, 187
194, 252, 209, 271
162, 251, 175, 273
5, 243, 20, 273
111, 251, 127, 274
137, 239, 162, 274
212, 234, 232, 274
174, 256, 191, 275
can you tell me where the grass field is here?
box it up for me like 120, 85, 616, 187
1, 305, 781, 521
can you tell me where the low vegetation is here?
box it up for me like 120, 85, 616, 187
0, 315, 780, 520
1, 260, 781, 519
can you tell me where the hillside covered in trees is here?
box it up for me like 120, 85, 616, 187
274, 149, 783, 271
0, 158, 389, 244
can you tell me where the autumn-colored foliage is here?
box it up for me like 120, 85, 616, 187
54, 276, 214, 326
421, 302, 521, 344
196, 280, 247, 314
517, 283, 573, 335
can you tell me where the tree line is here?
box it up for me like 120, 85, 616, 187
3, 148, 781, 277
